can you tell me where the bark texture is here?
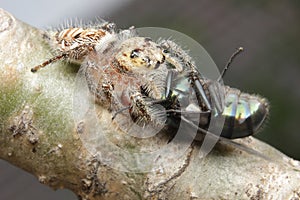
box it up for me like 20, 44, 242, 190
0, 8, 300, 200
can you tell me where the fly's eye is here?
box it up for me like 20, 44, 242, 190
130, 49, 141, 58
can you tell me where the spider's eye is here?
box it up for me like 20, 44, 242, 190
155, 61, 161, 69
130, 49, 141, 58
143, 56, 150, 63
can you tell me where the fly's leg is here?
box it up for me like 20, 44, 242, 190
111, 106, 130, 120
165, 70, 174, 98
159, 40, 213, 112
192, 75, 212, 111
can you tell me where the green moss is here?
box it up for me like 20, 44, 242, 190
0, 82, 30, 123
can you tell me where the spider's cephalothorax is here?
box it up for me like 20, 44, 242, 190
31, 22, 116, 72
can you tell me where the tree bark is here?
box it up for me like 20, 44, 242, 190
0, 8, 300, 200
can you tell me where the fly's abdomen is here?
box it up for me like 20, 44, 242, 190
220, 87, 269, 139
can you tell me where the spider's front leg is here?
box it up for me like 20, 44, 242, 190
128, 92, 167, 128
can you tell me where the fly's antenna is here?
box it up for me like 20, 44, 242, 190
31, 54, 67, 72
217, 47, 244, 82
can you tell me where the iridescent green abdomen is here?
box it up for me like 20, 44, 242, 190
220, 87, 269, 139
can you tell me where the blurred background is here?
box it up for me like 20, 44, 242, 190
1, 0, 299, 199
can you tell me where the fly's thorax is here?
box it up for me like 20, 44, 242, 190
166, 71, 197, 107
221, 86, 269, 139
157, 70, 207, 129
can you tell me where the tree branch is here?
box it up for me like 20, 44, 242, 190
0, 8, 299, 200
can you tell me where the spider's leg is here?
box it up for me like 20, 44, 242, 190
31, 53, 68, 72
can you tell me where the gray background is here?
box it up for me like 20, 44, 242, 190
1, 0, 299, 199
